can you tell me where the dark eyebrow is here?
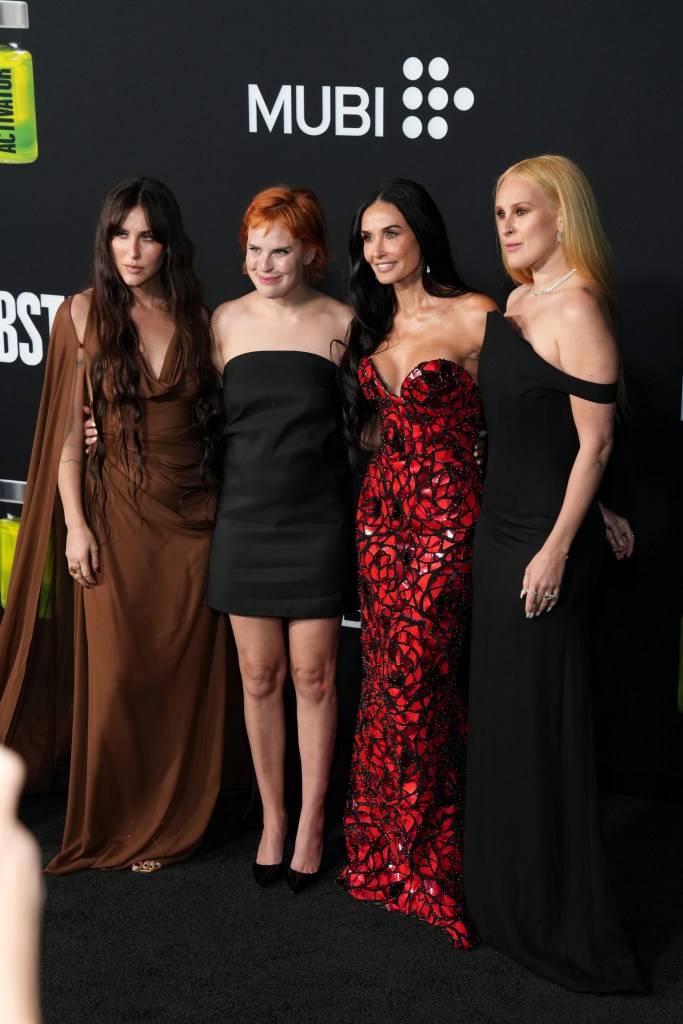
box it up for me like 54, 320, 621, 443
362, 223, 402, 233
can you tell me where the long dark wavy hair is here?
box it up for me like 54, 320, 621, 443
87, 177, 222, 525
339, 178, 472, 462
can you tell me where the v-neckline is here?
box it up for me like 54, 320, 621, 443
138, 328, 178, 384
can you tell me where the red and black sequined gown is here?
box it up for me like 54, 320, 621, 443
339, 356, 481, 948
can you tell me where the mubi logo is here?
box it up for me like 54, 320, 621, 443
401, 56, 474, 139
248, 85, 384, 137
248, 55, 474, 140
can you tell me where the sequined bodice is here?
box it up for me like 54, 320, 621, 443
358, 356, 482, 530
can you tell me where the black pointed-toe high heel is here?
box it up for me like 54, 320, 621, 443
286, 866, 321, 895
252, 860, 284, 887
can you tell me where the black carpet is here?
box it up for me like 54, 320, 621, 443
21, 771, 683, 1024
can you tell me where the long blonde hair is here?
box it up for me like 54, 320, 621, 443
496, 155, 615, 316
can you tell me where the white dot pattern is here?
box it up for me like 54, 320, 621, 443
401, 57, 473, 137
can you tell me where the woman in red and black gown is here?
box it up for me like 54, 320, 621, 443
337, 179, 496, 945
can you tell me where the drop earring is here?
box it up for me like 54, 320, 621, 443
556, 230, 563, 244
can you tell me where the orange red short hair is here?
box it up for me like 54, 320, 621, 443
239, 186, 331, 282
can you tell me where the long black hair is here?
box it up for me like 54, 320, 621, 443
339, 178, 472, 461
87, 177, 222, 525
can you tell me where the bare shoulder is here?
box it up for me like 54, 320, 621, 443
211, 293, 251, 330
446, 291, 499, 350
313, 292, 353, 335
555, 285, 618, 382
463, 291, 499, 326
556, 284, 609, 326
70, 289, 92, 341
463, 291, 499, 315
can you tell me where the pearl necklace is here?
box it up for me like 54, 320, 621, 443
529, 267, 577, 296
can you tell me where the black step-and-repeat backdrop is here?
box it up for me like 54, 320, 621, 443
1, 0, 681, 794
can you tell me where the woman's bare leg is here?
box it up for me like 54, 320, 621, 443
230, 615, 288, 866
288, 616, 341, 874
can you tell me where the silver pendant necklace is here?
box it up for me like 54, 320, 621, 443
529, 267, 577, 296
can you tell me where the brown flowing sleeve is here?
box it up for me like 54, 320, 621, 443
0, 296, 86, 792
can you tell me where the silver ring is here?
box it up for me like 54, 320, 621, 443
528, 590, 538, 596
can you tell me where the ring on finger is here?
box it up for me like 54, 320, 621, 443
543, 592, 557, 601
69, 565, 79, 575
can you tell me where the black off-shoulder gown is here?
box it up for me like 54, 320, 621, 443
464, 312, 641, 992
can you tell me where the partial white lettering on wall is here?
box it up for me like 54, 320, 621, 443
0, 291, 64, 366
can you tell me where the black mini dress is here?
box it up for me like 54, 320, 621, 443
208, 350, 353, 618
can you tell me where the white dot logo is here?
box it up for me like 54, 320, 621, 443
428, 57, 449, 81
428, 87, 448, 111
402, 116, 422, 139
454, 87, 475, 111
401, 57, 474, 139
403, 86, 423, 110
428, 117, 448, 140
403, 57, 423, 81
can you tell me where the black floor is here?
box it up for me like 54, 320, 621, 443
21, 773, 683, 1024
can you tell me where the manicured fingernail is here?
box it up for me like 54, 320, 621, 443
526, 613, 533, 619
535, 611, 542, 617
520, 590, 526, 599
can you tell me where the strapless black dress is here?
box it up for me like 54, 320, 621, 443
208, 350, 353, 618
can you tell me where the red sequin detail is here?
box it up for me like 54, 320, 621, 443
339, 358, 482, 948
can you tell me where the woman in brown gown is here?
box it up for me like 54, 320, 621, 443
0, 178, 233, 872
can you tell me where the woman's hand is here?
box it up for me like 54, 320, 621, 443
520, 542, 567, 617
65, 522, 100, 588
83, 405, 98, 455
474, 429, 487, 467
598, 503, 635, 560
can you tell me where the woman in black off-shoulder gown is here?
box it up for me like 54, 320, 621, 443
464, 156, 641, 992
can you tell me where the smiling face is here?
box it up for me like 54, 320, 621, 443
495, 174, 564, 274
110, 205, 166, 290
360, 202, 423, 287
244, 222, 314, 299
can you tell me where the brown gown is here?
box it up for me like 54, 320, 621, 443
0, 296, 240, 872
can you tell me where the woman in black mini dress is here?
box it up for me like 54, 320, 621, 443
208, 186, 353, 891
